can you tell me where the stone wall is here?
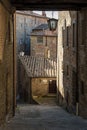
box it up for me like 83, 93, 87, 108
16, 12, 48, 55
57, 11, 74, 108
57, 10, 87, 118
18, 58, 56, 101
0, 0, 14, 124
17, 59, 31, 103
30, 35, 57, 59
32, 78, 56, 96
78, 9, 87, 118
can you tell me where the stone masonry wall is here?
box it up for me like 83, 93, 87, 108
57, 11, 76, 108
57, 11, 78, 112
0, 1, 14, 124
57, 10, 87, 118
78, 9, 87, 118
18, 58, 56, 101
30, 35, 57, 59
16, 12, 48, 55
32, 78, 56, 96
17, 59, 31, 103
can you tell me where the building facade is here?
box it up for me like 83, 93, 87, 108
57, 11, 87, 118
16, 11, 48, 55
18, 55, 57, 103
30, 24, 57, 59
0, 0, 15, 125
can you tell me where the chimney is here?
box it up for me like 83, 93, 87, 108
42, 11, 46, 17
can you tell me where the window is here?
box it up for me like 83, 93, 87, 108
82, 18, 85, 45
8, 21, 11, 42
72, 23, 76, 47
62, 27, 64, 47
35, 17, 36, 24
64, 19, 66, 29
21, 23, 22, 27
81, 81, 84, 95
45, 36, 47, 46
66, 27, 69, 46
24, 17, 26, 23
37, 36, 43, 43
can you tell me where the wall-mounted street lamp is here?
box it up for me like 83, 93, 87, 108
47, 11, 58, 31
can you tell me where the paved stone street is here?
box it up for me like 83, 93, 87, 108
0, 104, 87, 130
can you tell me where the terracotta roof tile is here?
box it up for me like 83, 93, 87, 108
19, 55, 57, 78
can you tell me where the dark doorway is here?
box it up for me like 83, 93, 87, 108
49, 80, 57, 93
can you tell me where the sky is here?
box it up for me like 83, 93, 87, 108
33, 11, 58, 19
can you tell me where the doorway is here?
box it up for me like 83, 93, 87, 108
49, 80, 57, 94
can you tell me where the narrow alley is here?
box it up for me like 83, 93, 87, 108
0, 104, 87, 130
1, 0, 87, 129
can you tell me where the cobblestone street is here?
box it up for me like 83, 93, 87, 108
0, 104, 87, 130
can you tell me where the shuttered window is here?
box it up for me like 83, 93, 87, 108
37, 36, 43, 43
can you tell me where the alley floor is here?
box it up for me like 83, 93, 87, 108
0, 104, 87, 130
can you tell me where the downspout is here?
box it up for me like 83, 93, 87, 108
57, 21, 59, 103
76, 11, 79, 116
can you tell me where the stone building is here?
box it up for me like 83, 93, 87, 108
30, 23, 57, 58
16, 11, 48, 55
0, 0, 87, 125
18, 55, 57, 103
57, 11, 87, 118
0, 0, 15, 125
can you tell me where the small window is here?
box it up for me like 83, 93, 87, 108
37, 36, 43, 43
82, 15, 85, 45
35, 17, 36, 24
24, 17, 26, 23
81, 81, 84, 95
64, 19, 66, 29
62, 27, 64, 47
45, 36, 47, 46
66, 27, 69, 46
72, 23, 76, 47
21, 23, 23, 27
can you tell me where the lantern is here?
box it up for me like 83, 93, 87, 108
47, 18, 58, 31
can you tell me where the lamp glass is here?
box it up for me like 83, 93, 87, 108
48, 18, 58, 31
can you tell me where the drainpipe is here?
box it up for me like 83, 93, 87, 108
56, 22, 59, 103
76, 11, 79, 116
57, 55, 59, 104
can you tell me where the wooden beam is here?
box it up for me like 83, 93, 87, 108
11, 0, 87, 4
11, 2, 87, 10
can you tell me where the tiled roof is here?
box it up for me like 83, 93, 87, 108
32, 24, 48, 30
19, 55, 57, 78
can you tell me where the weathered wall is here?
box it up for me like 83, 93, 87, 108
57, 11, 74, 108
32, 78, 56, 96
18, 58, 56, 101
17, 59, 31, 103
16, 12, 48, 55
57, 10, 87, 118
78, 9, 87, 118
30, 35, 57, 58
0, 0, 14, 124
